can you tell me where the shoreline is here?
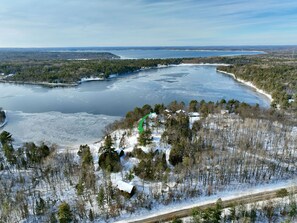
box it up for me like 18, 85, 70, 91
0, 64, 270, 100
0, 79, 78, 87
217, 69, 273, 102
0, 64, 176, 87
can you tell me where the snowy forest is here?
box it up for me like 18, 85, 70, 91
1, 100, 297, 222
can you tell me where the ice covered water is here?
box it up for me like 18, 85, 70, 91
0, 65, 271, 146
0, 65, 270, 116
3, 111, 120, 147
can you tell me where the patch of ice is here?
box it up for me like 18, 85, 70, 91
2, 111, 120, 148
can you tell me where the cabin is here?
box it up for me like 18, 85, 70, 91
164, 109, 172, 114
149, 113, 158, 119
176, 109, 186, 114
220, 110, 229, 115
163, 182, 177, 192
189, 112, 200, 129
188, 112, 200, 117
116, 180, 136, 198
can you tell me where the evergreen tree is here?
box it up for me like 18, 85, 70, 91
88, 209, 94, 222
189, 100, 198, 112
99, 135, 121, 172
58, 202, 73, 223
2, 143, 16, 164
138, 129, 153, 146
97, 186, 105, 210
0, 131, 12, 145
35, 196, 46, 215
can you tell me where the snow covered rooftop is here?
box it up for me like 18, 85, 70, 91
221, 110, 229, 115
116, 180, 135, 194
176, 109, 186, 114
149, 113, 157, 118
189, 112, 200, 117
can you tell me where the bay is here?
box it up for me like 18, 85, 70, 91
0, 64, 270, 146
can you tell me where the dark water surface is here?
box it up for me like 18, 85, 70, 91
0, 65, 270, 117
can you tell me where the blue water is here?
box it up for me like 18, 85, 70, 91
0, 65, 270, 116
0, 48, 270, 145
44, 47, 264, 59
104, 49, 262, 59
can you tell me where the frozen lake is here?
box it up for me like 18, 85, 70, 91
0, 65, 270, 146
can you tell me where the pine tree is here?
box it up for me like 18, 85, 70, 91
0, 131, 12, 145
88, 209, 94, 221
97, 186, 105, 210
35, 196, 46, 215
58, 202, 72, 223
138, 129, 153, 146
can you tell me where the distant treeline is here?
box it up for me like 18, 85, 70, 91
1, 51, 297, 111
184, 54, 297, 110
0, 51, 119, 61
217, 63, 297, 109
0, 58, 181, 84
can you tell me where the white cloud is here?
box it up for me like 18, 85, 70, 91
0, 0, 296, 46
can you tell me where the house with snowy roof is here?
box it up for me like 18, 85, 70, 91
116, 180, 136, 197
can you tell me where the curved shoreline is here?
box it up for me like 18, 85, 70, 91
217, 69, 273, 103
0, 63, 230, 88
0, 64, 274, 105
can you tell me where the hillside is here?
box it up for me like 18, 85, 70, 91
0, 50, 120, 61
1, 100, 296, 222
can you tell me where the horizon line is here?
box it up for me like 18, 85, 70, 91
0, 44, 297, 49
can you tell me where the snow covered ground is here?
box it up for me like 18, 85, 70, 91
79, 76, 105, 83
115, 179, 297, 223
2, 111, 120, 148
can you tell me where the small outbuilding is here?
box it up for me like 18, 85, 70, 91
176, 109, 186, 114
220, 110, 229, 115
116, 180, 136, 198
189, 112, 200, 117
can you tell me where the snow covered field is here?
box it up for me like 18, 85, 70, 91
1, 108, 296, 222
115, 179, 297, 223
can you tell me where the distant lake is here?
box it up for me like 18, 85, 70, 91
48, 47, 264, 59
105, 49, 262, 59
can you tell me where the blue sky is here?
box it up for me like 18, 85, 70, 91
0, 0, 297, 47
